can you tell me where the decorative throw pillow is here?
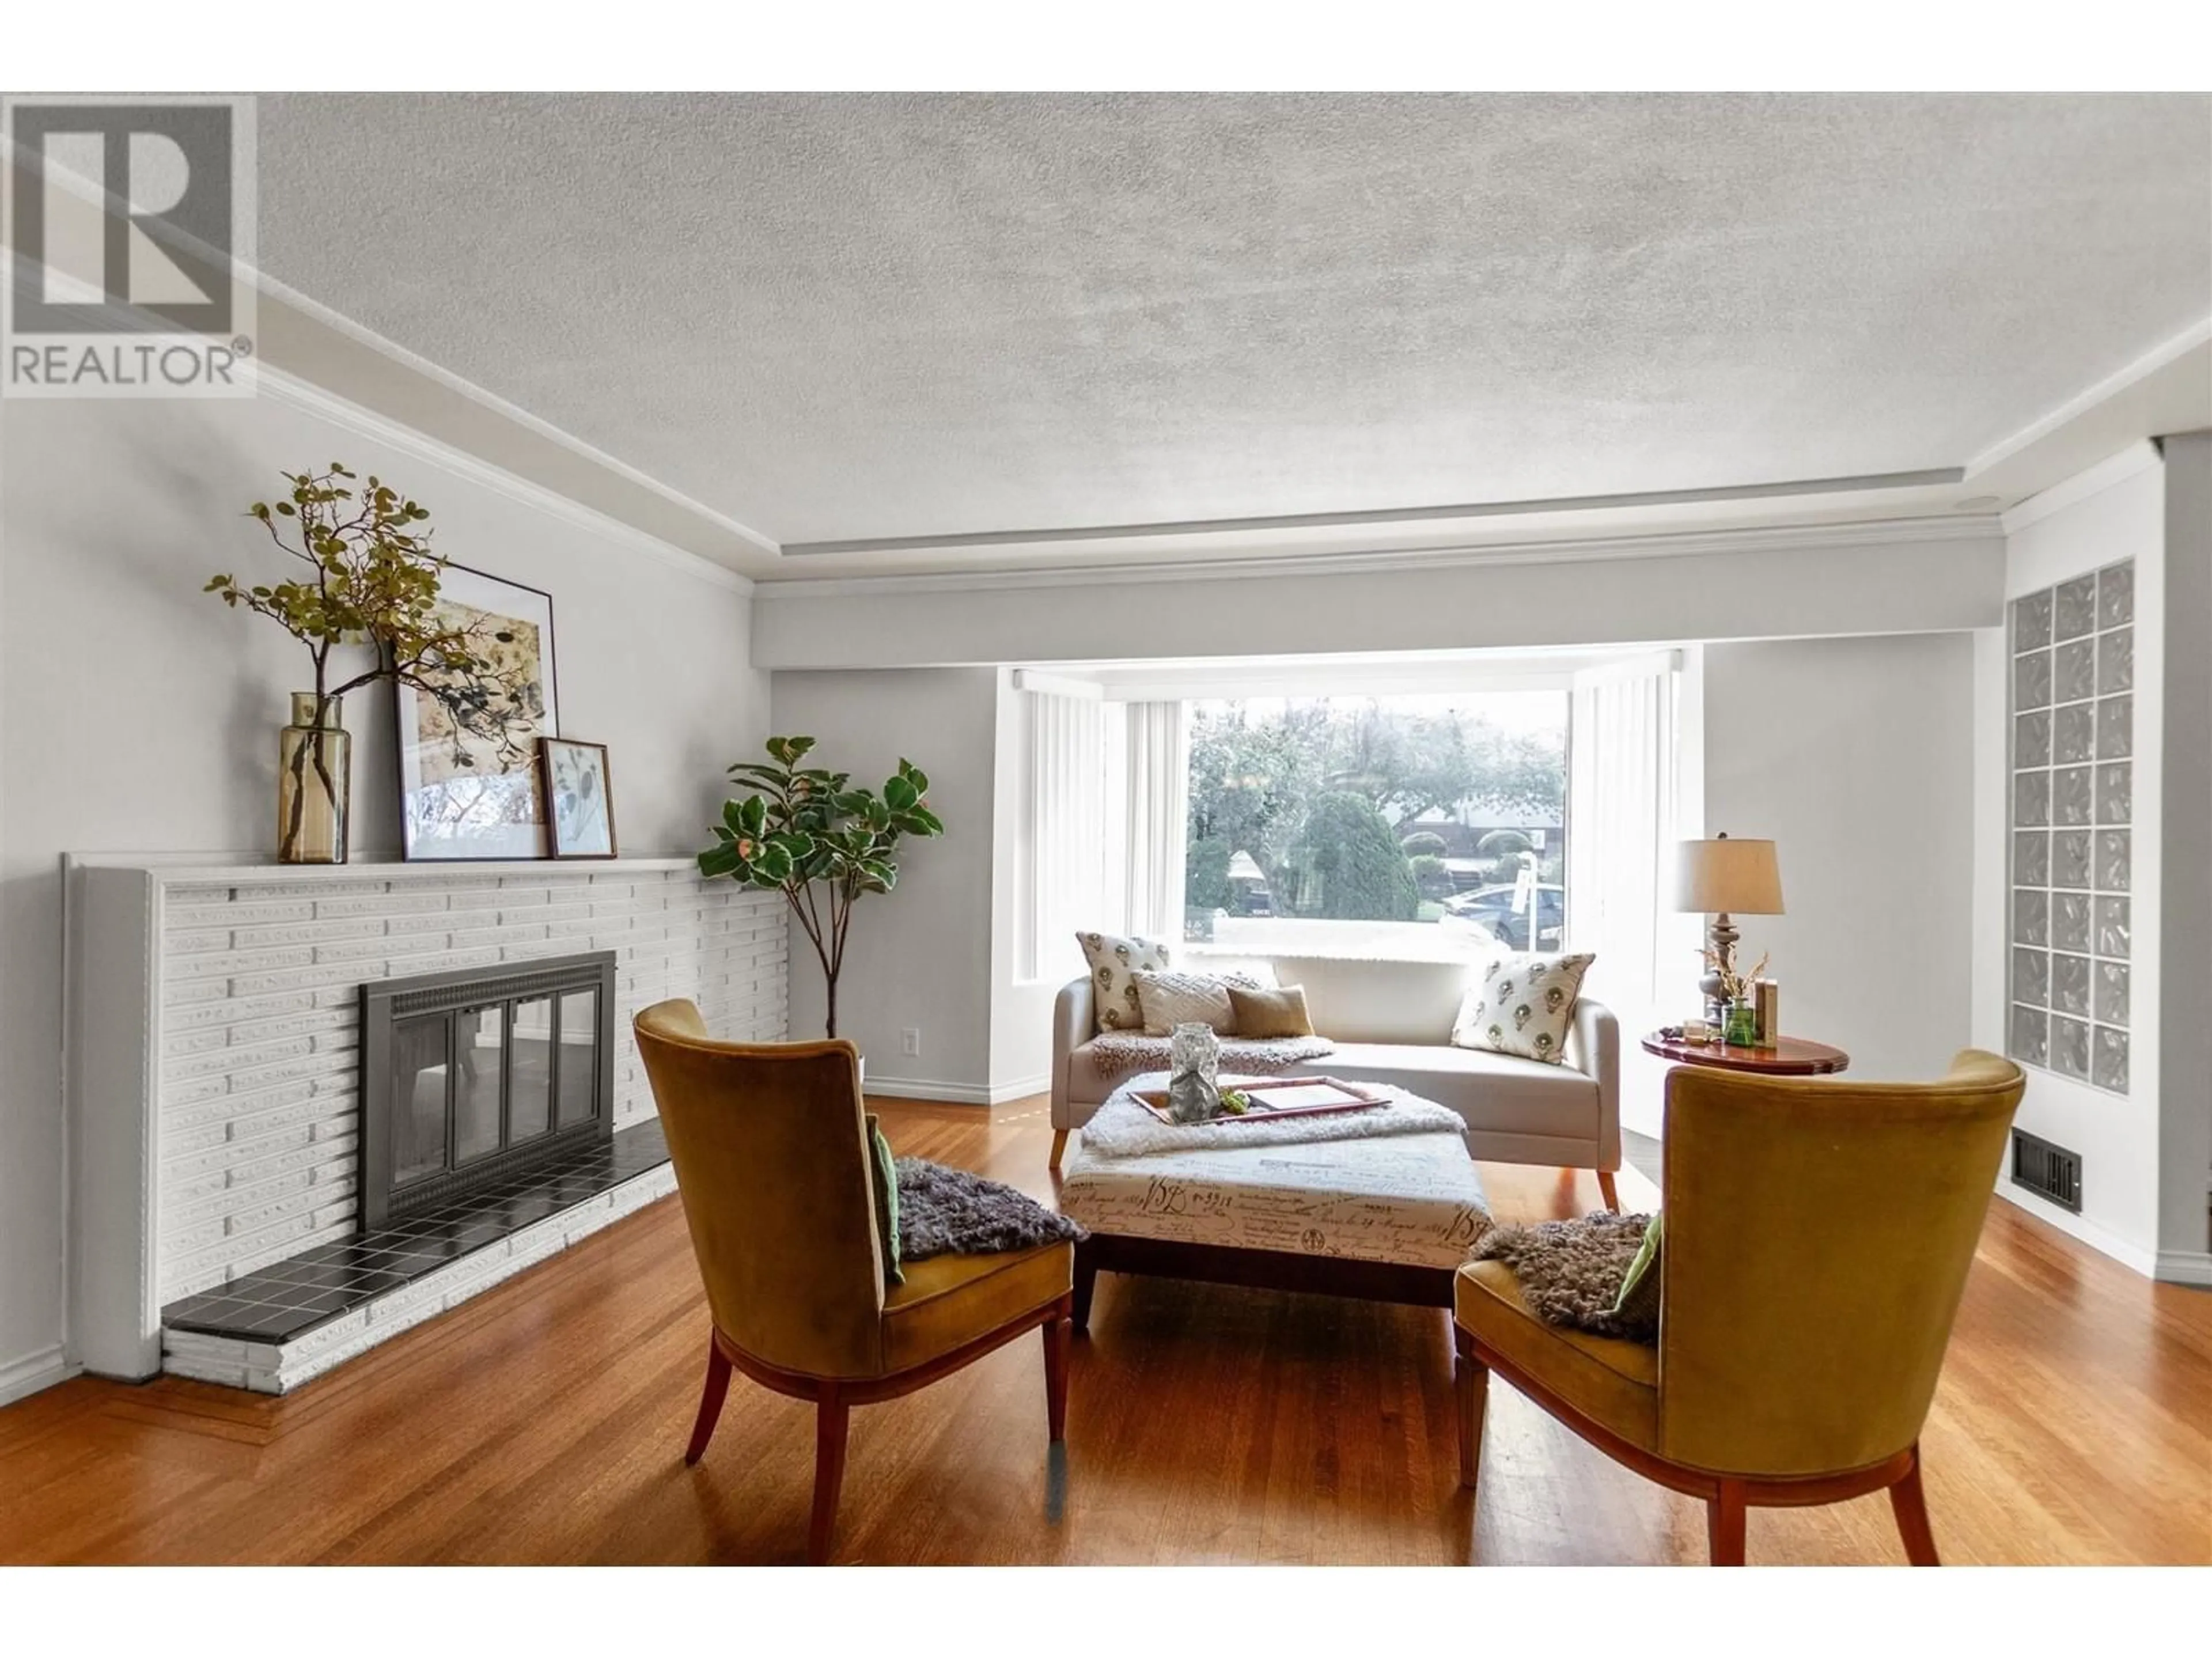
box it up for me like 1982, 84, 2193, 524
865, 1112, 903, 1286
1612, 1211, 1662, 1327
1075, 930, 1174, 1033
1452, 952, 1596, 1065
1134, 969, 1263, 1036
1228, 983, 1313, 1039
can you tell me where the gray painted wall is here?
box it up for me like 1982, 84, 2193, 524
0, 392, 769, 1401
767, 668, 1001, 1093
1703, 634, 1978, 1087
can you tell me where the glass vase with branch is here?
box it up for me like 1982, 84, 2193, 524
207, 463, 537, 863
698, 736, 944, 1039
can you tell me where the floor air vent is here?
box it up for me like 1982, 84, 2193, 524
2011, 1129, 2082, 1214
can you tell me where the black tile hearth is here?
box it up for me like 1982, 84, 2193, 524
162, 1121, 670, 1347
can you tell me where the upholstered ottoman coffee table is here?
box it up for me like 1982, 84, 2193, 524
1056, 1074, 1490, 1330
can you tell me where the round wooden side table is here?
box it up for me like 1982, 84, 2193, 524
1639, 1031, 1851, 1076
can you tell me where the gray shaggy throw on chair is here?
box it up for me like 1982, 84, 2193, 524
1471, 1210, 1657, 1342
895, 1158, 1085, 1260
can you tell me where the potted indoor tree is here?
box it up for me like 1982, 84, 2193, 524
699, 736, 944, 1039
207, 464, 536, 863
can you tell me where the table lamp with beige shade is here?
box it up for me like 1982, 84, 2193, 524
1673, 834, 1784, 1026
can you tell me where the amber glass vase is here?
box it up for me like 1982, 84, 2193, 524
277, 692, 351, 864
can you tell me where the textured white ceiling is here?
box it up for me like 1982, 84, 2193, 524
255, 92, 2212, 548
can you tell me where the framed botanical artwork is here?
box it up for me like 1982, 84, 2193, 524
394, 564, 559, 860
540, 738, 618, 859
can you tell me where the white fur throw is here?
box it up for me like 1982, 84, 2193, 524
1088, 1031, 1335, 1077
1078, 1074, 1467, 1158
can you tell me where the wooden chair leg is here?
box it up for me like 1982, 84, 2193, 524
808, 1389, 850, 1566
1048, 1128, 1069, 1171
684, 1340, 732, 1465
1706, 1480, 1747, 1565
1043, 1312, 1071, 1442
1596, 1169, 1621, 1213
1454, 1335, 1489, 1491
1071, 1242, 1099, 1335
1889, 1444, 1941, 1565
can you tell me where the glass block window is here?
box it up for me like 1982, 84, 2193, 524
2009, 561, 2132, 1093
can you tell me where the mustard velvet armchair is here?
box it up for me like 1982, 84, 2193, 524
634, 1000, 1075, 1564
1453, 1050, 2026, 1565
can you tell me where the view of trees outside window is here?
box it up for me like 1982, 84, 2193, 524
1185, 692, 1570, 954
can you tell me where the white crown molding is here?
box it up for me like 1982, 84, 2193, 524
781, 467, 1964, 557
1968, 318, 2212, 479
255, 365, 754, 596
755, 514, 2001, 601
254, 274, 780, 558
1998, 440, 2163, 535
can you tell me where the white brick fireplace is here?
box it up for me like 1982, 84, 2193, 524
67, 857, 786, 1384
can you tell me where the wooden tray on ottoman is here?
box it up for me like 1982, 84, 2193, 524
1128, 1075, 1388, 1124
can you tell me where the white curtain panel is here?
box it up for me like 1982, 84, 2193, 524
1567, 654, 1683, 1036
1022, 685, 1107, 982
1121, 701, 1190, 941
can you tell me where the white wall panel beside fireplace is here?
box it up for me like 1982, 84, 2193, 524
66, 856, 785, 1380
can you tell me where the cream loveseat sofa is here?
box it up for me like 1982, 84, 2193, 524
1049, 953, 1621, 1204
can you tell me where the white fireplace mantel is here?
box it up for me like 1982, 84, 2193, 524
65, 855, 786, 1381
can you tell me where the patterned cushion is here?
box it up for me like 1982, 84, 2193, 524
1134, 969, 1263, 1036
1076, 930, 1174, 1033
1451, 952, 1596, 1065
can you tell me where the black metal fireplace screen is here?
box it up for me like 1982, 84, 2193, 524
358, 951, 617, 1229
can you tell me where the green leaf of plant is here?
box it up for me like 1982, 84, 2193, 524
740, 796, 768, 836
902, 806, 945, 838
882, 775, 918, 813
699, 843, 745, 879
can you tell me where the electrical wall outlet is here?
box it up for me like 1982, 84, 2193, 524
900, 1027, 922, 1058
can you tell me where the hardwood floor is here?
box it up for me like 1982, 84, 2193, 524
2, 1094, 2207, 1565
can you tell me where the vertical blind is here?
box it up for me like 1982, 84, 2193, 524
1021, 684, 1107, 983
1120, 701, 1190, 941
1017, 685, 1190, 981
1567, 654, 1682, 1038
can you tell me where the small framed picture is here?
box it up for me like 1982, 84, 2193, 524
539, 738, 618, 859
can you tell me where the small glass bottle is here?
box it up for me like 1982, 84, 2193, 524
1724, 999, 1760, 1047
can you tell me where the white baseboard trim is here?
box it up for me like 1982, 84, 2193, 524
2154, 1251, 2212, 1287
1992, 1187, 2158, 1276
863, 1074, 994, 1105
0, 1344, 78, 1408
862, 1073, 1053, 1107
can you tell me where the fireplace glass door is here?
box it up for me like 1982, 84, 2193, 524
362, 953, 617, 1226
